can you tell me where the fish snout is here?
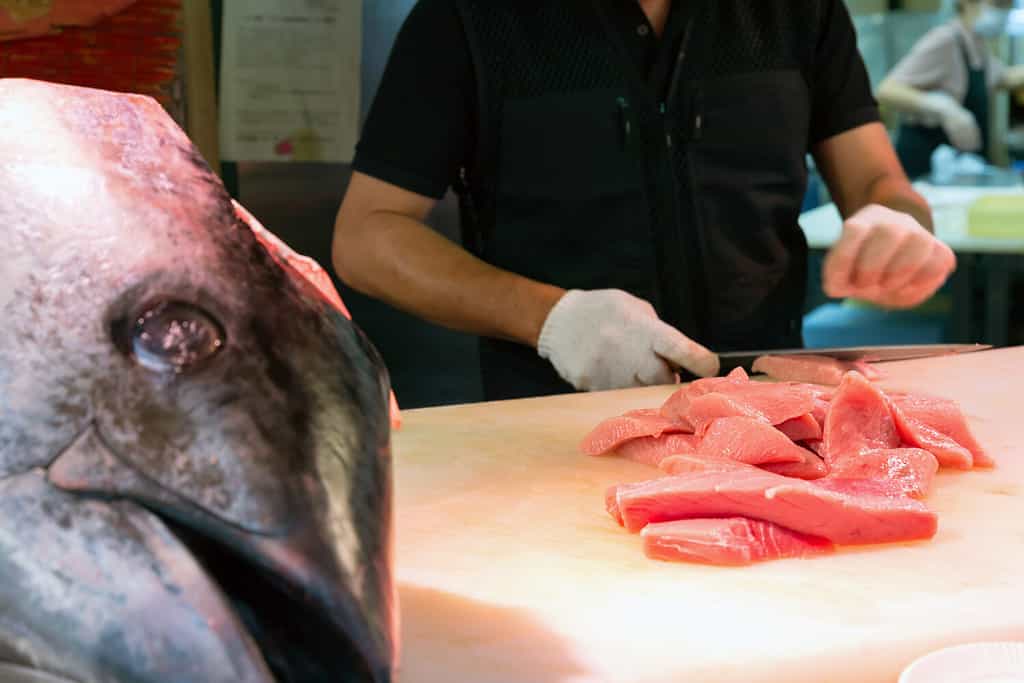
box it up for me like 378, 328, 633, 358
0, 470, 276, 683
47, 423, 396, 682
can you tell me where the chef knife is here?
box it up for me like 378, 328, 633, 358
714, 343, 992, 374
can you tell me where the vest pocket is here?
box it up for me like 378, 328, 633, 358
697, 69, 809, 150
497, 88, 643, 200
489, 88, 653, 296
689, 70, 810, 336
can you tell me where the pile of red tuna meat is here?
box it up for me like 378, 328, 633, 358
581, 361, 993, 566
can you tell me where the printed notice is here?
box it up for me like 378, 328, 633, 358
218, 0, 360, 162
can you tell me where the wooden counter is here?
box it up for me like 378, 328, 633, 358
392, 346, 1024, 683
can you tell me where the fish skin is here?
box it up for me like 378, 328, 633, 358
0, 78, 396, 682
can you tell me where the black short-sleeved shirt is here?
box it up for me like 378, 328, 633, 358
352, 0, 879, 201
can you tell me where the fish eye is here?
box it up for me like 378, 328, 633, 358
131, 302, 225, 373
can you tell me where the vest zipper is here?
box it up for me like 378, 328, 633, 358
456, 165, 483, 256
617, 96, 633, 150
662, 18, 695, 146
660, 12, 710, 340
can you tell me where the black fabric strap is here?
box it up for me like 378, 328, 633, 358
452, 0, 493, 257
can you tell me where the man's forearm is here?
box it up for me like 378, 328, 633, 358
333, 209, 565, 348
812, 122, 935, 233
861, 172, 934, 232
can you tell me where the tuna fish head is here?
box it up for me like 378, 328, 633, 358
0, 78, 397, 682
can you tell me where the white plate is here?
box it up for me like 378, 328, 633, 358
900, 641, 1024, 683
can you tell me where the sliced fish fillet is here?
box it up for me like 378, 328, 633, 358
822, 371, 900, 463
697, 416, 809, 465
777, 413, 822, 442
889, 394, 993, 469
641, 517, 834, 565
659, 451, 827, 481
580, 409, 690, 456
614, 433, 701, 467
825, 448, 939, 498
659, 367, 749, 427
609, 467, 938, 544
752, 354, 882, 385
686, 384, 818, 433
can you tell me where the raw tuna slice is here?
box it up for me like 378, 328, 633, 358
822, 371, 899, 463
761, 449, 829, 480
609, 468, 938, 544
659, 453, 752, 475
660, 451, 827, 481
826, 448, 939, 498
777, 413, 822, 441
605, 485, 623, 526
686, 384, 818, 433
615, 433, 701, 467
641, 517, 835, 565
580, 409, 690, 456
752, 355, 883, 385
852, 361, 884, 381
799, 383, 836, 401
889, 394, 993, 469
796, 383, 834, 428
659, 367, 750, 426
811, 398, 830, 428
697, 416, 809, 465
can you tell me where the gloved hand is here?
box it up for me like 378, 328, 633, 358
920, 91, 982, 152
536, 289, 720, 392
822, 204, 956, 309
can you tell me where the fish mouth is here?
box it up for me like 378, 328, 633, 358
46, 426, 394, 683
158, 515, 376, 683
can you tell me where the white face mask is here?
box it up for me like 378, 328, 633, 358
973, 5, 1011, 37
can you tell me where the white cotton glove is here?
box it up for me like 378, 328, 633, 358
536, 289, 720, 392
920, 92, 982, 152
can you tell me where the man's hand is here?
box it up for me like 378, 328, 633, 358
822, 204, 956, 309
537, 289, 720, 391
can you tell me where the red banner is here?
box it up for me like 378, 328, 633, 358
0, 1, 140, 42
0, 0, 182, 120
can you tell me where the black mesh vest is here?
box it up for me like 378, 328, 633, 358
453, 0, 823, 400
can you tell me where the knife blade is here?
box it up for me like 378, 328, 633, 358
715, 343, 992, 373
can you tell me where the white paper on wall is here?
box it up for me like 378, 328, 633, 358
219, 0, 361, 163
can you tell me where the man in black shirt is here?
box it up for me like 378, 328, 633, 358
334, 0, 954, 401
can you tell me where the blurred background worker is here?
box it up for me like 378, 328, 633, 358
878, 0, 1024, 178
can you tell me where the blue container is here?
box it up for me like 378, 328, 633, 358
802, 301, 949, 348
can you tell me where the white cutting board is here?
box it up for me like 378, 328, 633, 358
391, 346, 1024, 683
